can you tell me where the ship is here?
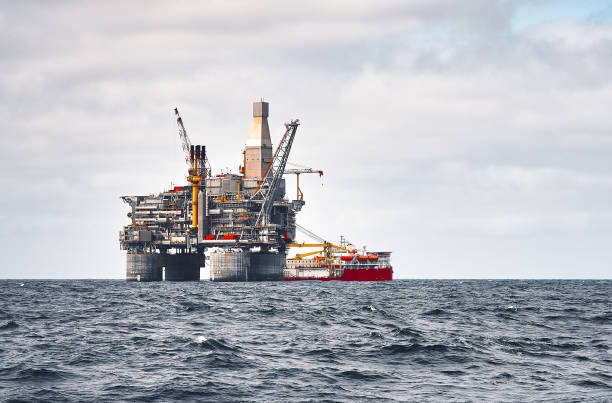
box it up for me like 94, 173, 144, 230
283, 237, 393, 281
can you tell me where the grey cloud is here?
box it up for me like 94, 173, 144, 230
0, 1, 610, 278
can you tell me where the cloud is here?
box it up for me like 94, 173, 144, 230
448, 211, 594, 237
1, 1, 611, 278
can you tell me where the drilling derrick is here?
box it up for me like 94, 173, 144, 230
206, 105, 302, 281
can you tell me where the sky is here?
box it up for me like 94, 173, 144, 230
1, 0, 611, 279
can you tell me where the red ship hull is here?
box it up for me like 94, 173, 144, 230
283, 267, 393, 281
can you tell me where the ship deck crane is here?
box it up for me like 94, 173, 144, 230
293, 249, 326, 259
286, 242, 353, 277
287, 223, 356, 276
284, 168, 323, 201
286, 242, 354, 254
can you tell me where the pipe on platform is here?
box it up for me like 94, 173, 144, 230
192, 158, 198, 229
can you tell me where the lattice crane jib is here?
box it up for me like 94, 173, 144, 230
252, 119, 300, 228
174, 108, 193, 169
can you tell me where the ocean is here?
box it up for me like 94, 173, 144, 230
0, 280, 610, 401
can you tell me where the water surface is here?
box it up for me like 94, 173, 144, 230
0, 280, 610, 401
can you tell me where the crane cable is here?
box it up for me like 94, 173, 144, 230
295, 223, 326, 244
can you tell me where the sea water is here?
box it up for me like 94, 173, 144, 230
0, 280, 610, 401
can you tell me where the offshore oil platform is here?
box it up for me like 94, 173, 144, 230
119, 101, 392, 281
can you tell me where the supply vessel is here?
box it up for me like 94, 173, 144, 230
284, 251, 392, 281
119, 101, 392, 282
282, 231, 392, 281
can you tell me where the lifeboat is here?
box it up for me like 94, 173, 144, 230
368, 255, 378, 261
341, 255, 353, 261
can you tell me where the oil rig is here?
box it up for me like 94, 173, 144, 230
120, 101, 392, 282
120, 101, 314, 281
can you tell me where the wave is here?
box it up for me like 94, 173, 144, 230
391, 326, 423, 338
16, 367, 71, 381
573, 379, 611, 389
423, 308, 448, 316
338, 369, 385, 380
190, 336, 240, 352
0, 320, 18, 330
381, 343, 450, 355
178, 301, 212, 312
588, 313, 612, 324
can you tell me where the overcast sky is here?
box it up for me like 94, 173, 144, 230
1, 1, 611, 279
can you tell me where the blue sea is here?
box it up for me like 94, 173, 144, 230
0, 280, 610, 401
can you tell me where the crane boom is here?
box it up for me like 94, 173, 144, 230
284, 168, 323, 175
294, 250, 325, 259
284, 168, 323, 201
253, 119, 300, 227
286, 242, 354, 254
174, 108, 193, 168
